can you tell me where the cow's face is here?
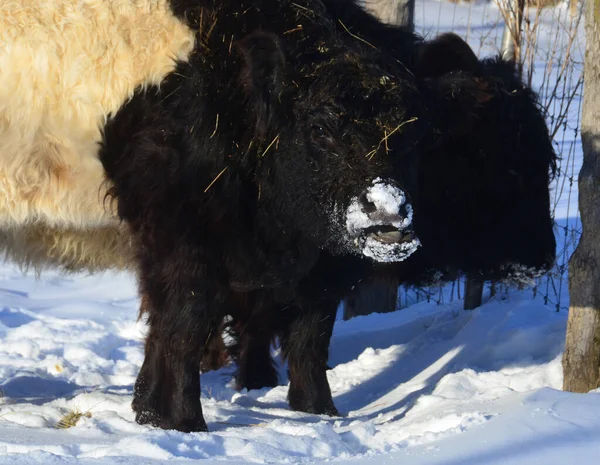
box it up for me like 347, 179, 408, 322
289, 60, 422, 262
237, 32, 422, 262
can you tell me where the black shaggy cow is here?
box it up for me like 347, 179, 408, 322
98, 0, 443, 433
198, 1, 558, 399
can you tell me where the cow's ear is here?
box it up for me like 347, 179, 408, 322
417, 34, 493, 140
236, 31, 286, 139
415, 33, 480, 78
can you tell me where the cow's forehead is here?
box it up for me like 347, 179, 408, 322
305, 51, 411, 93
295, 63, 410, 119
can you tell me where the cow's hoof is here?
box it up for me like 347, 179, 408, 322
323, 404, 340, 417
288, 390, 339, 417
290, 401, 340, 417
135, 408, 162, 428
135, 409, 208, 433
166, 416, 209, 433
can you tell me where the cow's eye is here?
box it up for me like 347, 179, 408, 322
311, 126, 327, 138
309, 123, 337, 152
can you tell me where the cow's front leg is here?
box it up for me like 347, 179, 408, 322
133, 330, 206, 432
133, 284, 222, 433
279, 298, 339, 416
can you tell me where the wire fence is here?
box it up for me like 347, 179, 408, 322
364, 0, 584, 312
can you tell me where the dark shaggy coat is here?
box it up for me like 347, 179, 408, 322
100, 0, 436, 433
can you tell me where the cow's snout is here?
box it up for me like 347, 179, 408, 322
358, 187, 410, 226
346, 178, 420, 263
351, 179, 412, 232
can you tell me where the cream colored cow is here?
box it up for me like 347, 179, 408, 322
0, 0, 196, 272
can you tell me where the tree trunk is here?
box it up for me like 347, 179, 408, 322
395, 0, 415, 31
464, 277, 484, 310
501, 0, 525, 76
362, 0, 415, 30
344, 280, 398, 320
562, 0, 600, 393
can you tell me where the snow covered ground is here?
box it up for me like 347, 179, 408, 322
2, 261, 599, 464
0, 1, 591, 464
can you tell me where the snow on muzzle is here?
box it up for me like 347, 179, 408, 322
346, 178, 420, 262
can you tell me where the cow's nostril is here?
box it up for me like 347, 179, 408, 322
399, 202, 409, 218
359, 192, 377, 214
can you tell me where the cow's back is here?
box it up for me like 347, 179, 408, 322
0, 0, 195, 229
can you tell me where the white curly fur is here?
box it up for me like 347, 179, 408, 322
0, 0, 195, 271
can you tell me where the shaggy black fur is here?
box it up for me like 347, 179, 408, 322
198, 2, 558, 394
411, 53, 557, 279
99, 0, 428, 433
